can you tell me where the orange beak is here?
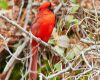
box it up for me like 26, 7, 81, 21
51, 2, 56, 7
50, 2, 56, 11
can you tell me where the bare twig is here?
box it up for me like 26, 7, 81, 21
3, 38, 29, 74
17, 0, 24, 22
80, 38, 100, 45
81, 52, 92, 68
76, 68, 92, 79
0, 15, 49, 47
46, 65, 71, 79
54, 2, 62, 14
5, 64, 14, 80
24, 0, 32, 29
0, 14, 67, 61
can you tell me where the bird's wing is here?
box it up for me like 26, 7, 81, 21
31, 14, 47, 36
31, 16, 40, 36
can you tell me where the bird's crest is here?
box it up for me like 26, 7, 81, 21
38, 2, 51, 11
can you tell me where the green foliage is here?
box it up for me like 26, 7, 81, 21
80, 76, 89, 80
50, 76, 60, 80
71, 0, 77, 3
38, 60, 52, 76
0, 0, 8, 9
48, 39, 55, 46
54, 46, 64, 57
65, 15, 79, 28
9, 63, 22, 80
66, 45, 83, 60
54, 63, 62, 71
70, 4, 80, 13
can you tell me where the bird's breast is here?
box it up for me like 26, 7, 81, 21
33, 10, 55, 42
37, 23, 54, 42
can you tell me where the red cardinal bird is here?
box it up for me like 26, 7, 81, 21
30, 2, 56, 80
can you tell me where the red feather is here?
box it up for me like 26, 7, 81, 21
30, 2, 56, 80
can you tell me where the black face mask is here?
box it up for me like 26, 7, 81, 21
48, 4, 53, 12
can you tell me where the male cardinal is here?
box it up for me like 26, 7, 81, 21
30, 2, 56, 80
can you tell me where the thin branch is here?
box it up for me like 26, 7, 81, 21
0, 14, 50, 48
46, 65, 71, 79
81, 52, 92, 68
4, 64, 14, 80
17, 0, 24, 22
54, 2, 62, 14
76, 68, 92, 79
3, 38, 29, 74
0, 33, 32, 61
24, 0, 32, 29
0, 14, 65, 60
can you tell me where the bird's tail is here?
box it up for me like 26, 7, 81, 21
29, 46, 38, 80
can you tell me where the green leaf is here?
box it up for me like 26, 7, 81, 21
66, 44, 83, 60
65, 15, 79, 28
70, 4, 80, 13
50, 77, 60, 80
9, 63, 22, 80
71, 0, 77, 3
48, 39, 55, 46
71, 19, 79, 25
67, 15, 74, 23
66, 50, 75, 60
65, 15, 74, 28
0, 0, 8, 9
54, 46, 64, 57
42, 60, 51, 73
54, 63, 62, 71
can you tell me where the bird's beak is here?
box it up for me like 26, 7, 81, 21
50, 2, 56, 12
51, 3, 56, 8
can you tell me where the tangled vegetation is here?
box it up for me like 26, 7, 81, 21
0, 0, 100, 80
